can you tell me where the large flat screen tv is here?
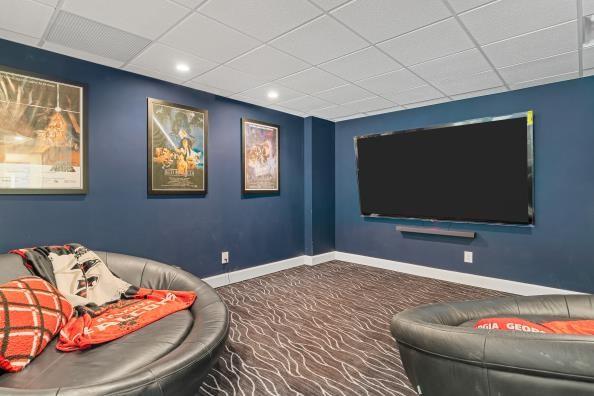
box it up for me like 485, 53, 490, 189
354, 111, 534, 225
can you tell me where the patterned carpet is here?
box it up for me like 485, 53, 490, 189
199, 260, 508, 396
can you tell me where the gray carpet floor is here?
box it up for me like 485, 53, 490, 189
199, 260, 508, 396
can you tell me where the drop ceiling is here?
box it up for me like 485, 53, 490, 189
2, 0, 593, 122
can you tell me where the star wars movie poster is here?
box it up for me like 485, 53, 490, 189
148, 98, 207, 195
0, 67, 85, 194
242, 119, 279, 193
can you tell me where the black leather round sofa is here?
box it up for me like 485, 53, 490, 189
0, 251, 229, 395
391, 294, 594, 396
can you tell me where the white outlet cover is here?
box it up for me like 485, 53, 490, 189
464, 251, 473, 264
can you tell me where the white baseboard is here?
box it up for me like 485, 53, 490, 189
203, 250, 581, 295
203, 252, 334, 288
334, 251, 582, 296
304, 251, 335, 266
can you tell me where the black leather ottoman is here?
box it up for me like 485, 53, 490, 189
391, 294, 594, 396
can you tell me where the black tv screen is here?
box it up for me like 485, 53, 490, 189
355, 112, 534, 225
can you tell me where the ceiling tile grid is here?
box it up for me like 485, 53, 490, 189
378, 18, 474, 66
0, 0, 54, 39
319, 46, 402, 82
0, 0, 591, 121
314, 84, 376, 105
276, 68, 347, 94
270, 15, 368, 64
199, 0, 322, 42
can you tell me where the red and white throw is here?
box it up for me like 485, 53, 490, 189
11, 244, 195, 352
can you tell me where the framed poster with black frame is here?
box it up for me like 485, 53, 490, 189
0, 65, 88, 195
241, 118, 280, 194
147, 98, 208, 195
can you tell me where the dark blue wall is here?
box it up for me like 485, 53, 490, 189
335, 76, 594, 293
0, 39, 305, 278
304, 118, 313, 255
304, 117, 335, 255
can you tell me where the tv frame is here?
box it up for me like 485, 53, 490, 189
353, 111, 535, 226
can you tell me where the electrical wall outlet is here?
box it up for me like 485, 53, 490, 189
221, 251, 229, 264
464, 251, 473, 264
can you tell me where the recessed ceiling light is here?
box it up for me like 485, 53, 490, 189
176, 63, 190, 73
267, 90, 279, 99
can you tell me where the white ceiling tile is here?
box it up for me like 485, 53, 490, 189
276, 68, 346, 94
189, 65, 268, 94
357, 69, 425, 95
459, 0, 576, 45
341, 96, 394, 114
312, 105, 359, 119
270, 16, 367, 64
318, 46, 401, 82
403, 97, 451, 109
365, 106, 403, 116
583, 46, 594, 69
43, 41, 125, 68
129, 43, 217, 80
199, 0, 321, 41
240, 83, 305, 104
383, 85, 444, 105
331, 0, 451, 43
160, 14, 260, 63
172, 0, 204, 9
0, 0, 53, 38
447, 0, 494, 13
309, 0, 349, 11
273, 105, 308, 117
231, 93, 270, 107
278, 95, 332, 112
433, 70, 502, 95
585, 0, 594, 15
34, 0, 60, 6
499, 51, 578, 84
483, 21, 577, 68
315, 84, 374, 104
124, 64, 185, 84
334, 113, 366, 121
0, 28, 39, 47
510, 71, 579, 90
378, 18, 474, 66
227, 45, 310, 80
451, 86, 507, 100
62, 0, 188, 40
268, 105, 306, 117
184, 80, 234, 97
410, 48, 491, 82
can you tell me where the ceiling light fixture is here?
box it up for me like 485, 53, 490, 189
267, 90, 279, 100
176, 63, 190, 72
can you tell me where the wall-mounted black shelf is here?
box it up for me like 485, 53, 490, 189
396, 225, 476, 239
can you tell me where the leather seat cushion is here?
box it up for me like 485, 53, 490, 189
0, 310, 192, 389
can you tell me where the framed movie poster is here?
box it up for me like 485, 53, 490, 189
0, 66, 87, 194
147, 98, 207, 195
241, 118, 280, 194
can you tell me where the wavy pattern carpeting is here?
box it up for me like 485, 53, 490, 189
199, 260, 508, 396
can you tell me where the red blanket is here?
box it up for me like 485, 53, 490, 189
58, 288, 196, 351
